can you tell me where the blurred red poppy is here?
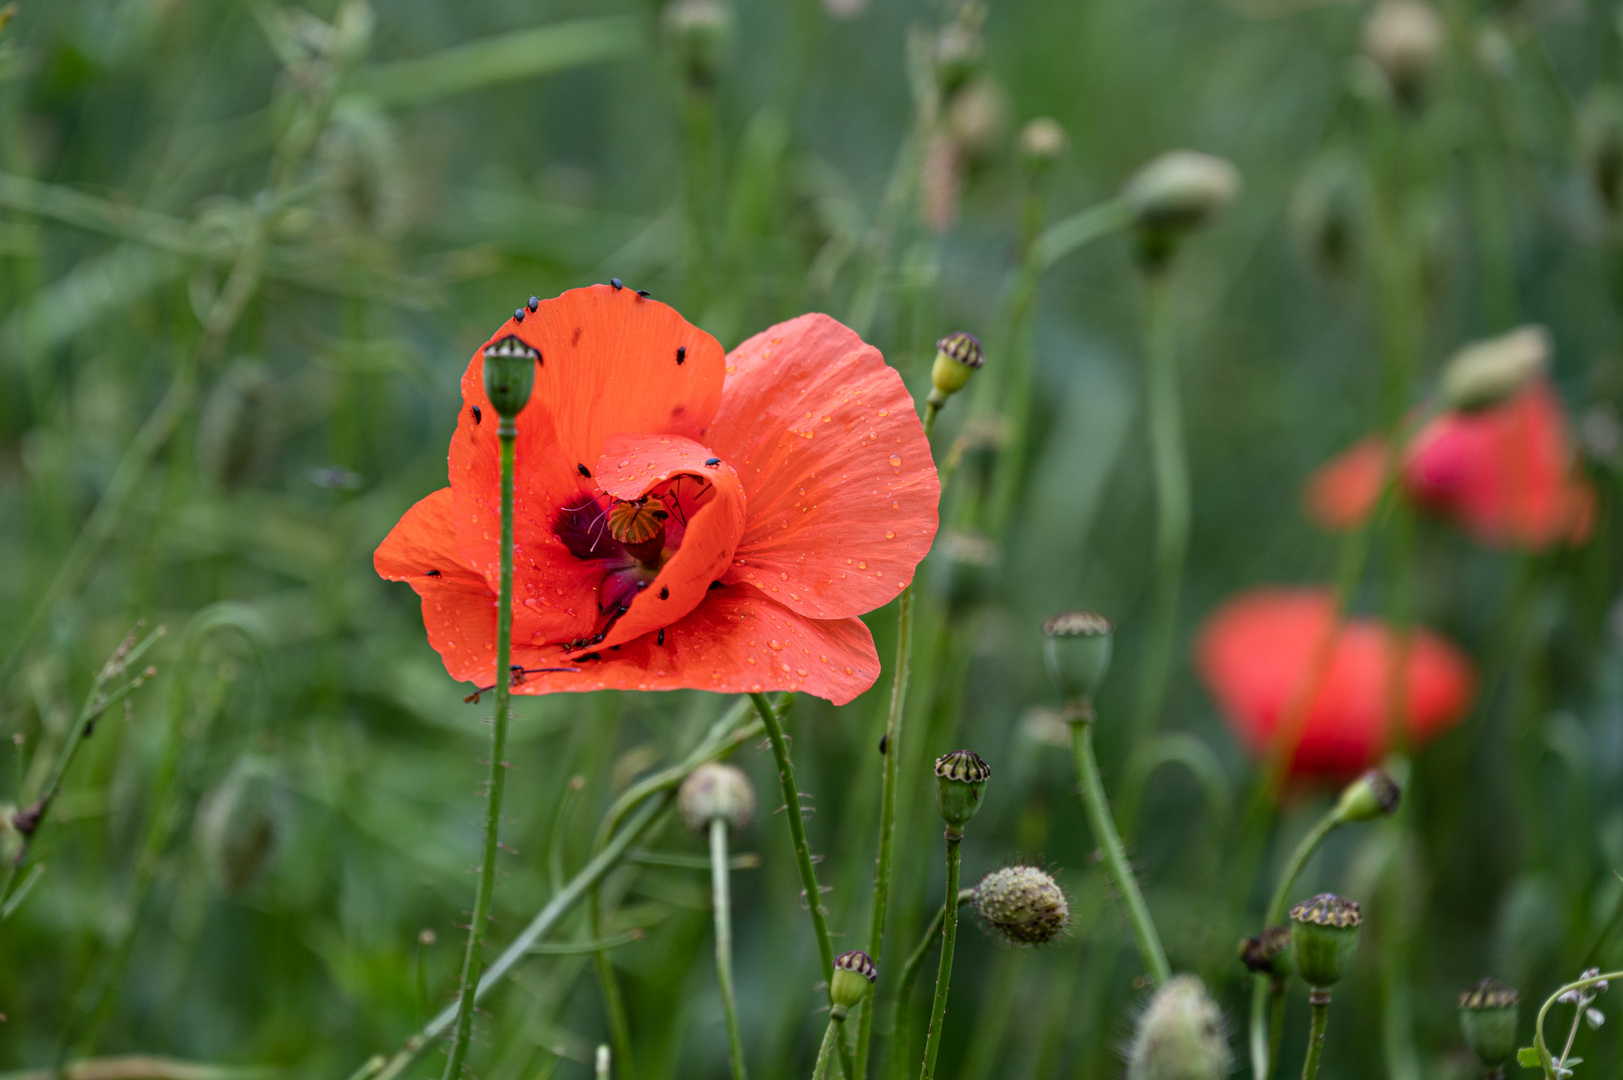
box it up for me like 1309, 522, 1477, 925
1195, 587, 1475, 776
1304, 378, 1593, 550
374, 285, 940, 705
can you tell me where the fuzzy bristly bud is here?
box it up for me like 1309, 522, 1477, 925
1290, 151, 1364, 279
482, 335, 539, 421
929, 331, 985, 406
830, 950, 878, 1016
1458, 978, 1519, 1068
973, 866, 1071, 946
663, 0, 735, 90
1122, 150, 1241, 271
1289, 893, 1362, 989
678, 762, 755, 833
1439, 325, 1550, 413
1361, 0, 1443, 109
1019, 117, 1068, 175
934, 749, 991, 834
1333, 768, 1402, 823
1042, 610, 1114, 707
1238, 925, 1294, 980
1127, 974, 1231, 1080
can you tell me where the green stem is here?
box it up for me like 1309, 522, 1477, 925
1267, 984, 1286, 1080
711, 818, 747, 1080
917, 837, 961, 1080
441, 431, 518, 1080
1533, 970, 1623, 1078
750, 693, 836, 987
812, 1019, 842, 1080
1300, 998, 1330, 1080
1265, 812, 1341, 926
1067, 711, 1170, 985
889, 890, 973, 1080
1128, 270, 1188, 744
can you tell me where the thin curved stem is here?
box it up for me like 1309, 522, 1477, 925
811, 1019, 842, 1080
1300, 998, 1330, 1080
440, 431, 519, 1080
1534, 970, 1623, 1077
889, 889, 973, 1080
1067, 712, 1170, 986
917, 837, 961, 1080
711, 819, 747, 1080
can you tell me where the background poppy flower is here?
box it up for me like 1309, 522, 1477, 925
1195, 587, 1475, 777
1303, 377, 1593, 549
374, 285, 940, 706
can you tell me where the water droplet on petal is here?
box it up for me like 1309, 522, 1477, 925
858, 561, 867, 569
885, 531, 895, 539
889, 455, 902, 467
769, 640, 783, 651
779, 572, 788, 581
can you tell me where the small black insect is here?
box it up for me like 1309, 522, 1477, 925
709, 580, 724, 590
659, 586, 669, 599
527, 296, 539, 312
705, 457, 721, 467
611, 278, 623, 290
878, 733, 888, 754
471, 405, 482, 425
426, 569, 443, 578
657, 628, 665, 646
676, 346, 686, 365
636, 289, 650, 298
514, 307, 526, 322
578, 463, 591, 478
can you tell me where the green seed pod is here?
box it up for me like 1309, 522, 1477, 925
934, 749, 991, 835
677, 762, 755, 833
1458, 978, 1519, 1069
663, 0, 735, 91
929, 332, 984, 406
1127, 974, 1231, 1080
1289, 894, 1362, 990
1361, 0, 1444, 111
830, 950, 877, 1017
197, 361, 282, 489
197, 756, 286, 896
1238, 925, 1294, 981
1121, 150, 1241, 272
1042, 610, 1114, 707
973, 866, 1071, 947
1439, 326, 1550, 413
482, 335, 539, 422
1332, 768, 1402, 824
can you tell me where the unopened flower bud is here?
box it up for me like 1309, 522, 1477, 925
1581, 87, 1623, 218
1019, 118, 1068, 175
1238, 925, 1294, 981
1289, 894, 1361, 990
664, 0, 735, 91
1042, 610, 1113, 707
935, 528, 999, 612
678, 762, 755, 832
1440, 326, 1549, 413
1458, 977, 1519, 1069
929, 332, 984, 407
1127, 974, 1230, 1080
830, 950, 877, 1017
1290, 152, 1365, 279
1361, 0, 1444, 110
934, 749, 990, 835
973, 866, 1070, 946
933, 19, 984, 100
197, 756, 285, 896
1122, 150, 1242, 271
946, 78, 1007, 162
1333, 768, 1401, 824
483, 334, 539, 422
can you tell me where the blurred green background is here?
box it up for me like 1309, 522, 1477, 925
3, 0, 1623, 1079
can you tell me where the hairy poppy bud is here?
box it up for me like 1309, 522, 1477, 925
1440, 326, 1550, 413
1042, 610, 1113, 707
1361, 0, 1443, 110
934, 749, 990, 835
947, 78, 1007, 162
1238, 925, 1294, 980
1458, 977, 1519, 1070
483, 335, 538, 423
1127, 974, 1230, 1080
1289, 894, 1361, 990
935, 528, 999, 612
830, 950, 877, 1017
1019, 118, 1068, 175
678, 762, 755, 832
929, 332, 984, 407
197, 362, 282, 488
934, 17, 984, 100
1581, 87, 1623, 218
197, 756, 285, 896
664, 0, 735, 90
1333, 768, 1402, 823
973, 866, 1070, 946
1290, 151, 1365, 279
1122, 150, 1241, 271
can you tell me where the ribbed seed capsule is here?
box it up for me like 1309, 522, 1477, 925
1042, 610, 1114, 707
934, 749, 991, 834
1289, 894, 1362, 989
929, 331, 985, 405
830, 950, 877, 1016
1458, 977, 1519, 1069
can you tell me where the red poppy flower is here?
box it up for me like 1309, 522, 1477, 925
1304, 378, 1593, 549
1195, 587, 1475, 777
374, 286, 940, 705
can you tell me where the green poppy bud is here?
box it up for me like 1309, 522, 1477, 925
677, 762, 755, 833
1580, 87, 1623, 218
1127, 974, 1231, 1080
197, 756, 286, 896
1019, 118, 1068, 176
1361, 0, 1444, 111
934, 749, 991, 836
935, 528, 999, 612
1121, 150, 1241, 272
933, 18, 984, 100
929, 332, 984, 407
1439, 326, 1550, 413
1042, 610, 1114, 707
1289, 894, 1362, 991
973, 865, 1071, 946
1332, 768, 1402, 824
1290, 151, 1365, 279
830, 950, 877, 1018
482, 335, 539, 424
1238, 925, 1294, 981
663, 0, 735, 91
1458, 978, 1519, 1069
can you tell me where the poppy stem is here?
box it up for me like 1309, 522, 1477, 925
811, 1016, 842, 1080
441, 431, 518, 1080
1067, 706, 1171, 986
889, 889, 974, 1080
749, 693, 837, 988
916, 836, 962, 1080
711, 817, 748, 1080
1299, 995, 1331, 1080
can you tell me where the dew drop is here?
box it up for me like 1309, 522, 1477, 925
769, 640, 783, 651
885, 530, 895, 539
858, 561, 867, 569
779, 572, 788, 581
878, 409, 888, 417
747, 656, 757, 665
889, 454, 902, 467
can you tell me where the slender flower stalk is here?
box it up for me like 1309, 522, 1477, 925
1533, 970, 1620, 1078
918, 751, 989, 1080
1300, 997, 1330, 1080
680, 762, 756, 1080
710, 817, 747, 1080
890, 890, 974, 1080
810, 1018, 841, 1080
1290, 895, 1362, 1080
917, 834, 962, 1080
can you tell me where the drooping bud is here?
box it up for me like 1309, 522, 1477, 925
934, 749, 991, 835
482, 335, 538, 423
1580, 87, 1623, 218
663, 0, 735, 90
1122, 150, 1242, 271
973, 866, 1071, 946
196, 756, 286, 896
929, 332, 985, 407
1361, 0, 1444, 110
1332, 768, 1402, 823
1289, 894, 1362, 990
830, 950, 877, 1017
1042, 610, 1114, 707
1238, 925, 1294, 981
197, 362, 282, 489
1126, 974, 1231, 1080
1440, 326, 1550, 413
1019, 118, 1068, 176
677, 762, 755, 833
935, 528, 999, 612
933, 15, 984, 100
1458, 977, 1519, 1070
1289, 151, 1366, 279
946, 78, 1007, 163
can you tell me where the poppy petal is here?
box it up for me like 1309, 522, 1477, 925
706, 314, 940, 620
1304, 436, 1386, 532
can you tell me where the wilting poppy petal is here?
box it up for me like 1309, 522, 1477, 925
374, 489, 499, 681
708, 314, 940, 620
1195, 587, 1475, 777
